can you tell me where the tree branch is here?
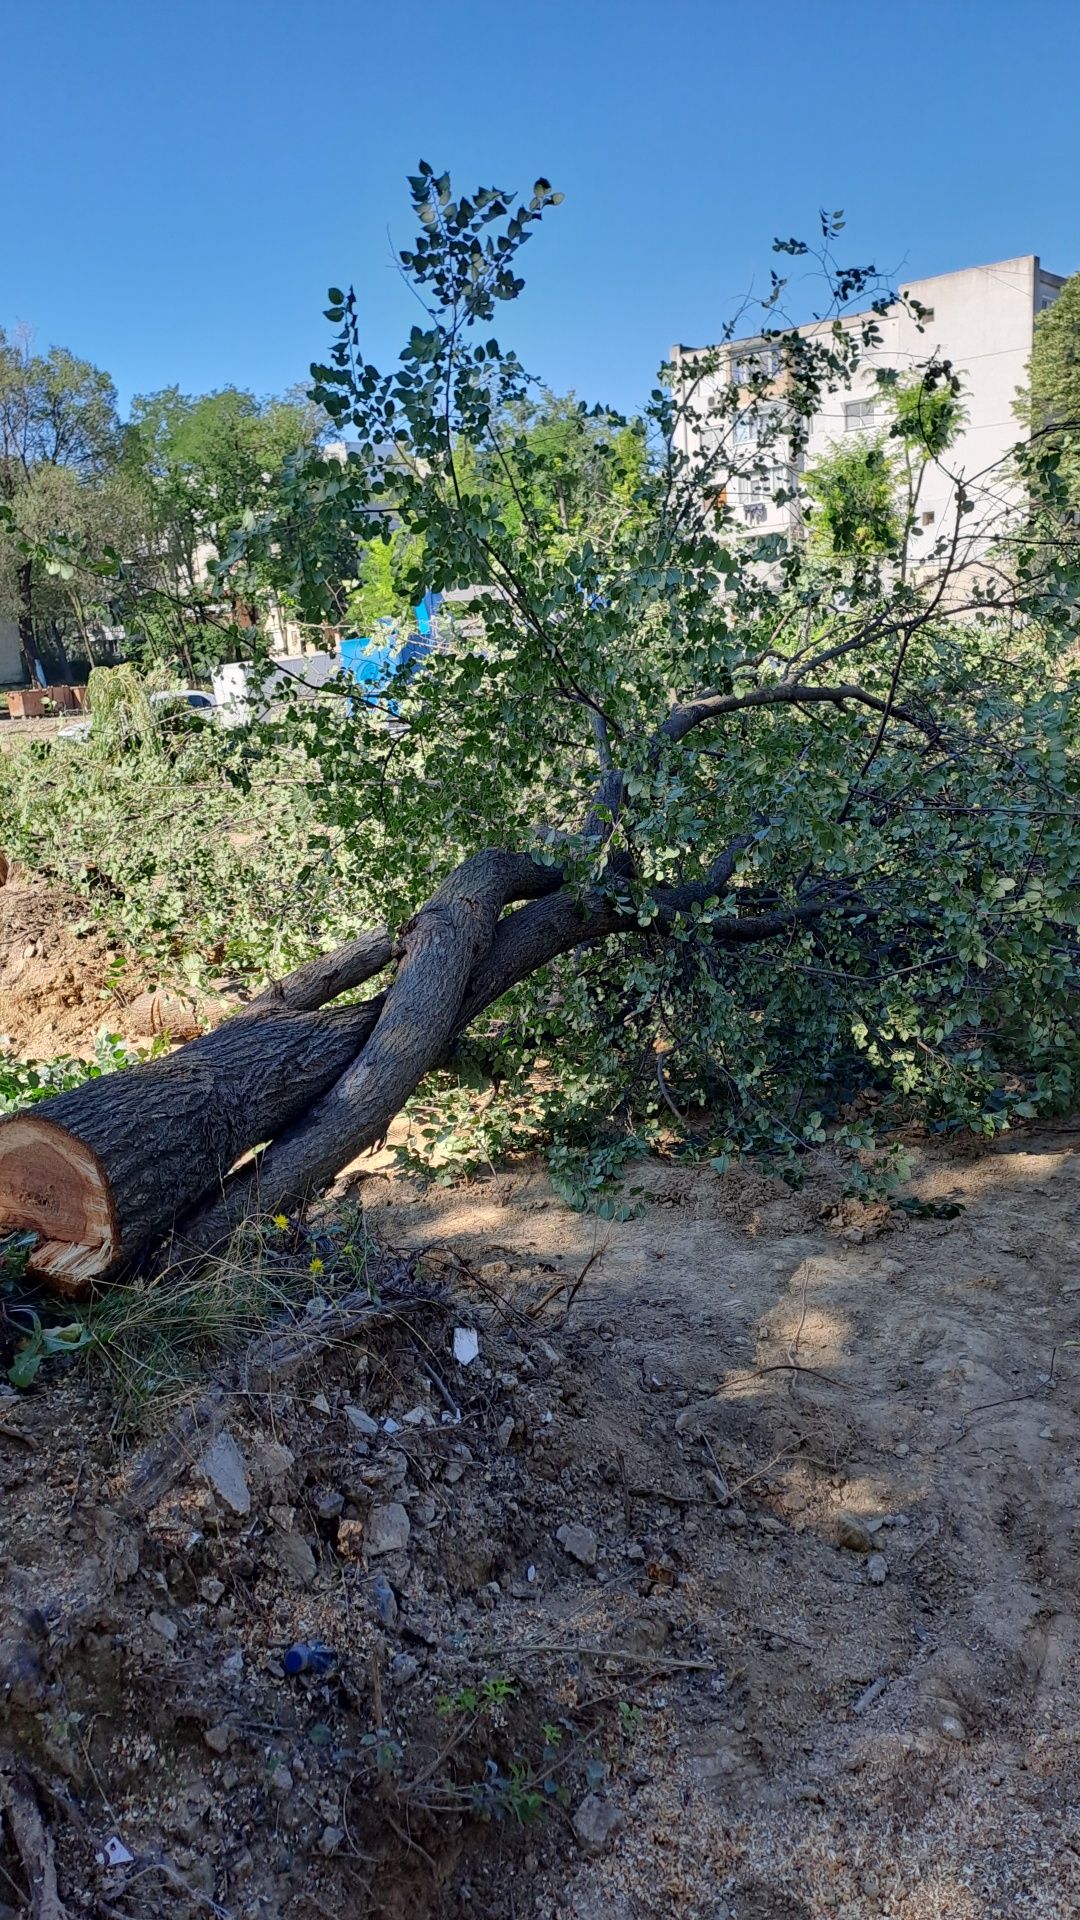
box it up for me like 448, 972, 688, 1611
245, 927, 394, 1014
660, 679, 935, 746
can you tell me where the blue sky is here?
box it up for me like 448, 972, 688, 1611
6, 0, 1078, 418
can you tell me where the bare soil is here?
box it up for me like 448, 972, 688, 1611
0, 874, 122, 1058
1, 1129, 1077, 1920
0, 871, 227, 1059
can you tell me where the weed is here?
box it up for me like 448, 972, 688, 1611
0, 1203, 387, 1418
6, 1310, 95, 1389
360, 1730, 405, 1777
892, 1195, 966, 1221
480, 1676, 518, 1706
617, 1699, 645, 1739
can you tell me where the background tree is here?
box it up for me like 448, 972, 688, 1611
480, 390, 647, 540
346, 527, 425, 636
119, 384, 325, 673
0, 329, 120, 679
802, 366, 964, 563
1023, 270, 1080, 535
803, 440, 898, 557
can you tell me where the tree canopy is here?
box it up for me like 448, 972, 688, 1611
0, 336, 333, 682
1027, 268, 1080, 508
197, 165, 1078, 1197
0, 330, 121, 678
2, 170, 1076, 1257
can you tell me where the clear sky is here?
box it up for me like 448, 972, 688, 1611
6, 0, 1079, 419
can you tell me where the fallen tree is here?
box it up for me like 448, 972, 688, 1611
0, 827, 832, 1289
0, 931, 391, 1291
1, 172, 1076, 1292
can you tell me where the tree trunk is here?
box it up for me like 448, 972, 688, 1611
166, 850, 563, 1262
0, 931, 392, 1295
16, 560, 44, 686
47, 621, 74, 684
0, 1001, 383, 1294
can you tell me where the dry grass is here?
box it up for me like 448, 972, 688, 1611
72, 1204, 383, 1424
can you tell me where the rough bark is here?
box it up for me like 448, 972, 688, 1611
0, 999, 382, 1294
244, 926, 392, 1014
169, 850, 562, 1259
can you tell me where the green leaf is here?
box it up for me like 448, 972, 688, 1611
8, 1345, 42, 1390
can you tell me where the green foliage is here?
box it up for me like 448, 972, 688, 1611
888, 366, 964, 458
0, 1032, 139, 1116
124, 383, 320, 570
82, 661, 158, 752
431, 1674, 574, 1825
803, 440, 898, 556
1025, 270, 1080, 510
479, 390, 648, 544
0, 331, 333, 681
422, 1668, 645, 1831
0, 327, 123, 675
6, 1311, 94, 1390
0, 694, 367, 986
116, 383, 325, 673
345, 526, 426, 635
0, 330, 119, 483
5, 169, 1079, 1199
803, 366, 964, 561
280, 164, 1078, 1167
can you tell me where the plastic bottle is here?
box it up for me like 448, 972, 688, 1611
283, 1641, 337, 1677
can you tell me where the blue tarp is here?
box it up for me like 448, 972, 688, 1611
339, 629, 397, 688
339, 609, 440, 713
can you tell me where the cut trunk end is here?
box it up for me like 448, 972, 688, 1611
0, 1115, 116, 1295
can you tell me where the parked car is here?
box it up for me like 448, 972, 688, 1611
56, 689, 216, 744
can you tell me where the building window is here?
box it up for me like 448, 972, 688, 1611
736, 465, 789, 503
843, 399, 878, 432
921, 510, 935, 527
743, 502, 768, 526
734, 403, 782, 446
732, 347, 780, 384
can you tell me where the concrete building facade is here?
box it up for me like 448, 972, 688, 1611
672, 255, 1066, 554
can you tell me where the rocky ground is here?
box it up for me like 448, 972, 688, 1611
1, 1128, 1077, 1920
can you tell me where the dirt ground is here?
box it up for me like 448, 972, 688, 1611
1, 1126, 1077, 1920
0, 870, 230, 1058
0, 873, 124, 1058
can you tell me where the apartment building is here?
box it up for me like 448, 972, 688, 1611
671, 255, 1066, 552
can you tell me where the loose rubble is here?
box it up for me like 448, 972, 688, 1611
1, 1134, 1078, 1920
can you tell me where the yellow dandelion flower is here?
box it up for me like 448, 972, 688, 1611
309, 1257, 325, 1276
271, 1213, 289, 1231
